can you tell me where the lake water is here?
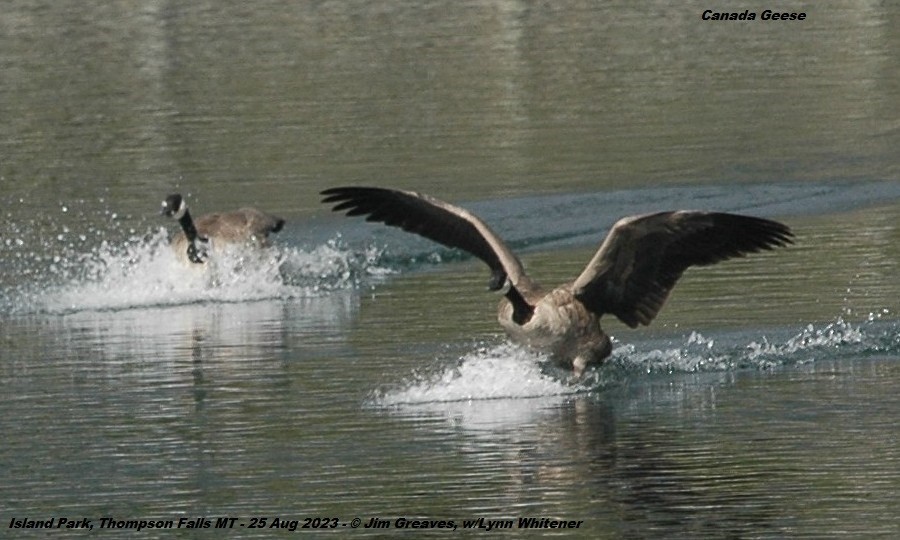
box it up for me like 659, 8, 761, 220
1, 2, 898, 538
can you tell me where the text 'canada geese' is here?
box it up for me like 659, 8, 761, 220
322, 187, 794, 376
161, 193, 285, 264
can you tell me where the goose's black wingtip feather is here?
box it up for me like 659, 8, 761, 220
321, 187, 393, 214
714, 213, 796, 252
757, 219, 795, 249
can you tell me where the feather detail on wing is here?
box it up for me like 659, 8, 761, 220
572, 211, 793, 328
321, 187, 532, 291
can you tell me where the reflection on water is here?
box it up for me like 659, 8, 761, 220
1, 1, 899, 538
360, 353, 899, 538
2, 294, 358, 404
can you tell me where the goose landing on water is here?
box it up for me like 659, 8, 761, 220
161, 194, 285, 265
321, 187, 794, 376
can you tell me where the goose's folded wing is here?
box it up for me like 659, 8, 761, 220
321, 187, 529, 290
238, 208, 285, 235
194, 209, 284, 241
572, 211, 793, 328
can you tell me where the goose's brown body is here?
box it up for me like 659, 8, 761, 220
498, 286, 611, 374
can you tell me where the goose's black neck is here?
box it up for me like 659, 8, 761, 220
505, 286, 534, 325
178, 209, 209, 264
179, 209, 201, 242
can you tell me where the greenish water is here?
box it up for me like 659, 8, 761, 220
1, 2, 899, 538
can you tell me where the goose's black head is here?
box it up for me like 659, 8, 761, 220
161, 194, 186, 219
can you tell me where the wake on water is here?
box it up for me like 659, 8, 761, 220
1, 227, 389, 315
2, 210, 895, 406
369, 313, 897, 407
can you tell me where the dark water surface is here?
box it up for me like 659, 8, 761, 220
2, 2, 898, 538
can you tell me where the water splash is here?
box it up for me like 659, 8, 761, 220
370, 316, 897, 408
371, 343, 587, 406
1, 228, 390, 315
610, 316, 895, 374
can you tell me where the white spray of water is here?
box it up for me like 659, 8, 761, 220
371, 343, 593, 407
372, 316, 892, 409
4, 229, 389, 315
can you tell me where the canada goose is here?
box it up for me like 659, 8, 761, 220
322, 187, 794, 376
160, 193, 285, 264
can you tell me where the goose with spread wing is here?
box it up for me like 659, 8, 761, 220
321, 187, 793, 375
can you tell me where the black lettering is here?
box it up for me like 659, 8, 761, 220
702, 10, 755, 21
762, 10, 806, 21
214, 517, 238, 529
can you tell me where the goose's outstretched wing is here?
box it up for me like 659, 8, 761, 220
321, 187, 531, 291
572, 211, 793, 328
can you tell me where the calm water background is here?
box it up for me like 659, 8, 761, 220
1, 1, 898, 538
